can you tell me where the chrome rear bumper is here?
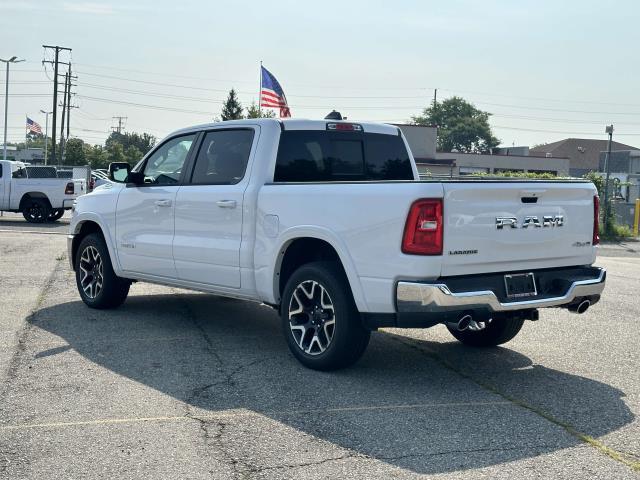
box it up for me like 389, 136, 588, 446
396, 267, 606, 313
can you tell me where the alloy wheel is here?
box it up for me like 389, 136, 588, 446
79, 246, 104, 299
288, 280, 336, 355
26, 203, 45, 221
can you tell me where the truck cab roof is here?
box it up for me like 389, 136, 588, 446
169, 118, 401, 139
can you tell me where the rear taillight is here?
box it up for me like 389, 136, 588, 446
593, 195, 600, 246
65, 182, 74, 195
402, 198, 443, 255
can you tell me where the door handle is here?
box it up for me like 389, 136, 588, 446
154, 199, 172, 207
216, 200, 237, 209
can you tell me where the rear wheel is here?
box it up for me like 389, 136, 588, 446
281, 261, 370, 371
447, 315, 525, 347
75, 233, 130, 309
22, 198, 50, 223
47, 209, 65, 222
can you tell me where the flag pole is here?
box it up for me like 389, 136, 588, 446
25, 114, 28, 151
259, 61, 263, 117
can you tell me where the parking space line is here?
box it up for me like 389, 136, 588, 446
0, 400, 512, 432
0, 228, 68, 236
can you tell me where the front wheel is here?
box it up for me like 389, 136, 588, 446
447, 315, 525, 347
75, 233, 130, 309
281, 262, 370, 371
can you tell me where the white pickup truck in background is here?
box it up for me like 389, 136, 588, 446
67, 117, 606, 370
0, 160, 86, 222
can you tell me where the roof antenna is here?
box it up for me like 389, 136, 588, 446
324, 110, 343, 120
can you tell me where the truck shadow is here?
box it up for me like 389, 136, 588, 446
29, 293, 633, 474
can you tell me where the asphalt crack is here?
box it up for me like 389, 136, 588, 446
389, 335, 640, 473
0, 253, 64, 402
0, 252, 65, 479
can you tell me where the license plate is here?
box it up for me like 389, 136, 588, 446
504, 273, 537, 298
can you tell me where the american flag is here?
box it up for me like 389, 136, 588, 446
26, 117, 42, 134
260, 66, 291, 118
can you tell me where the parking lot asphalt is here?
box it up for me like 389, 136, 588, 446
0, 220, 638, 479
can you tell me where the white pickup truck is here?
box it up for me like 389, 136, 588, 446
0, 160, 86, 222
67, 118, 606, 370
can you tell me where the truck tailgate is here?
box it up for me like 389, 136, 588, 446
441, 181, 597, 276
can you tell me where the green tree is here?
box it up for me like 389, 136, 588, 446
106, 131, 156, 154
221, 88, 244, 121
63, 138, 87, 165
84, 145, 109, 169
106, 142, 126, 165
245, 101, 276, 119
412, 96, 500, 153
124, 145, 143, 166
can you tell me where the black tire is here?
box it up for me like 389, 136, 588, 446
75, 233, 130, 309
22, 198, 51, 223
47, 209, 65, 222
447, 315, 525, 347
281, 261, 370, 371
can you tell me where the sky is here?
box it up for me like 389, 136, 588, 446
1, 0, 639, 150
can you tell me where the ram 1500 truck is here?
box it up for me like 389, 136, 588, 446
67, 118, 606, 370
0, 160, 86, 222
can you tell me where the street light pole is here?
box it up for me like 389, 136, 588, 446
40, 109, 52, 165
1, 56, 25, 160
602, 124, 614, 236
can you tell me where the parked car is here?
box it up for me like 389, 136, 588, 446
67, 118, 606, 370
0, 160, 86, 222
89, 169, 112, 191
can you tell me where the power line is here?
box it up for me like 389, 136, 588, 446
77, 95, 217, 115
71, 83, 640, 125
491, 124, 640, 136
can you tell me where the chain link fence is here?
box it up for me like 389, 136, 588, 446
12, 164, 92, 185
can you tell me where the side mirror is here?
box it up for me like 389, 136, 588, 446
109, 162, 131, 183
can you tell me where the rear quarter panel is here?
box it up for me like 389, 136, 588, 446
255, 182, 444, 313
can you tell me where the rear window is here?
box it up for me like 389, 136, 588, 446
274, 130, 413, 182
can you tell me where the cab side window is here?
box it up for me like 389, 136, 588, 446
190, 129, 255, 185
12, 168, 26, 179
141, 134, 195, 185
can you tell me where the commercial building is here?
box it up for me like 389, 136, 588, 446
530, 138, 639, 177
0, 146, 45, 163
396, 124, 570, 177
434, 151, 569, 177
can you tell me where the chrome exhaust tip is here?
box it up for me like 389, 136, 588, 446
448, 314, 472, 332
568, 299, 591, 314
576, 299, 590, 314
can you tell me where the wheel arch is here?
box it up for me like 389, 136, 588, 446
70, 218, 118, 272
19, 192, 52, 211
273, 232, 368, 312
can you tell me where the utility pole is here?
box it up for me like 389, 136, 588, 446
111, 116, 127, 134
40, 109, 52, 165
433, 88, 437, 110
66, 64, 76, 141
42, 45, 71, 165
59, 71, 69, 165
1, 56, 25, 160
602, 124, 614, 235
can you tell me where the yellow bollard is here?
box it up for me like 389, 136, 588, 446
635, 198, 640, 236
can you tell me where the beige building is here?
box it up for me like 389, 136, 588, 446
396, 124, 570, 177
